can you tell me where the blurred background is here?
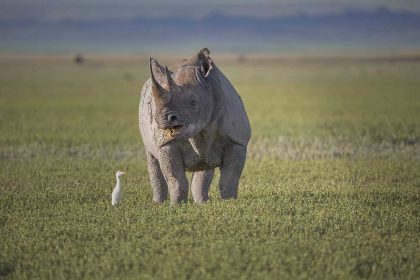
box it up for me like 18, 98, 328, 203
1, 1, 420, 279
1, 0, 420, 55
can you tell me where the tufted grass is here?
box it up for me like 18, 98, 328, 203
0, 54, 419, 279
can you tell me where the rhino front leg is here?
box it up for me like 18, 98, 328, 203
146, 152, 168, 203
191, 169, 215, 204
158, 145, 189, 205
219, 144, 247, 199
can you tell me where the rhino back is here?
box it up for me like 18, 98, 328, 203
212, 66, 251, 147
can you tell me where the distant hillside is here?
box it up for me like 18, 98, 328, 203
1, 7, 420, 54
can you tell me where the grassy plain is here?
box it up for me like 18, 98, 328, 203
0, 54, 419, 279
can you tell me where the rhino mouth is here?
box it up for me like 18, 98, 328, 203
168, 125, 184, 136
160, 125, 185, 147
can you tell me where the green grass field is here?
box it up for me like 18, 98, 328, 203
1, 54, 419, 279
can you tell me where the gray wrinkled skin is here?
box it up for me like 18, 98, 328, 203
139, 48, 251, 205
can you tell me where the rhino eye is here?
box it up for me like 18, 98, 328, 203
188, 97, 199, 111
189, 100, 197, 107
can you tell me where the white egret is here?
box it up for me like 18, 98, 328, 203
112, 171, 125, 206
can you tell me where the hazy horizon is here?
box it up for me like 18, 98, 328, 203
1, 1, 420, 55
2, 0, 420, 20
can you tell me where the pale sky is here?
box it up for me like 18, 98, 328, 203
1, 0, 420, 21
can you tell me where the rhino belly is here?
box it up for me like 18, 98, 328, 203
179, 140, 224, 172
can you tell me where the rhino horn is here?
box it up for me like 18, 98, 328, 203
165, 66, 177, 90
149, 57, 170, 103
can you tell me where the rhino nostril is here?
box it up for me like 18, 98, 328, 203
167, 113, 178, 124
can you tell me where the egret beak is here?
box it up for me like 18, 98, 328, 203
120, 172, 125, 175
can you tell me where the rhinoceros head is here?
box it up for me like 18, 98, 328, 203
149, 48, 214, 143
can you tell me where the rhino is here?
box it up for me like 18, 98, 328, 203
139, 48, 251, 205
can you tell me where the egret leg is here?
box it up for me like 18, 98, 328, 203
146, 152, 168, 203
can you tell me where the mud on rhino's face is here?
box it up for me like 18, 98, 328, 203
149, 51, 214, 145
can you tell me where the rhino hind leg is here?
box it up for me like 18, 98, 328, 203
191, 169, 215, 203
146, 152, 168, 203
219, 144, 247, 199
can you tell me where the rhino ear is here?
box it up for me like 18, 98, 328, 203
150, 57, 170, 103
198, 48, 213, 78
